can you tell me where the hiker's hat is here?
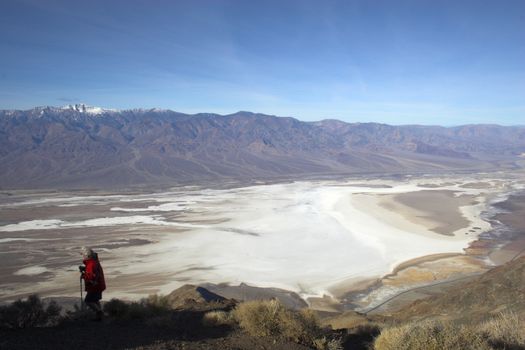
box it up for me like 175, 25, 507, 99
81, 246, 94, 258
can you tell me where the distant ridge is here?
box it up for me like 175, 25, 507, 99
1, 107, 524, 189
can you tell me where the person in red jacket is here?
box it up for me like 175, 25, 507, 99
80, 247, 106, 320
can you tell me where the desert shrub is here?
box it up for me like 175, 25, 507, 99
127, 302, 155, 320
103, 297, 171, 321
283, 308, 321, 344
103, 298, 131, 319
146, 294, 171, 311
374, 313, 525, 350
480, 311, 525, 348
233, 299, 282, 337
0, 294, 61, 328
202, 310, 235, 327
312, 336, 344, 350
374, 320, 491, 350
232, 299, 323, 345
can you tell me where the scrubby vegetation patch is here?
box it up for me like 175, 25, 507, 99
0, 294, 61, 328
374, 312, 525, 350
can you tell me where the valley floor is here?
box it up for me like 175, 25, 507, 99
1, 172, 524, 313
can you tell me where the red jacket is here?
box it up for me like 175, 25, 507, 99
82, 257, 106, 293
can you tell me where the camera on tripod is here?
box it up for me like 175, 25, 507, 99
78, 265, 86, 273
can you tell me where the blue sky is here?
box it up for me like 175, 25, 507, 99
0, 0, 524, 125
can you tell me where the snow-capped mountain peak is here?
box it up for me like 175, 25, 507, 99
60, 104, 117, 115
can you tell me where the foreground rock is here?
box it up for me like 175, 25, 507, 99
164, 284, 235, 311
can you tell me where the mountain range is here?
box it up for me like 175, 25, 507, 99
1, 104, 524, 189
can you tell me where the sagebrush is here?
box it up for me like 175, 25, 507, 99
374, 312, 525, 350
480, 311, 525, 348
103, 296, 171, 320
232, 299, 327, 346
202, 310, 235, 327
0, 294, 61, 328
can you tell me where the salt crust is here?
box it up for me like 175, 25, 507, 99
1, 177, 514, 300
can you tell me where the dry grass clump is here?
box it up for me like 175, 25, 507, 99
374, 312, 525, 350
374, 320, 491, 350
312, 336, 344, 350
480, 311, 525, 348
202, 310, 235, 327
203, 299, 343, 349
233, 299, 319, 342
232, 299, 343, 349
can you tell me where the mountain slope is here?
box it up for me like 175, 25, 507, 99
391, 256, 525, 323
1, 107, 524, 189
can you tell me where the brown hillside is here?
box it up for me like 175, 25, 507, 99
393, 256, 525, 323
2, 107, 524, 189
